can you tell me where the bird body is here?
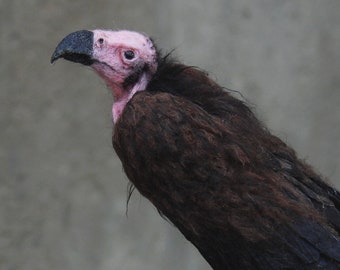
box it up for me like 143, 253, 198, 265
52, 29, 340, 269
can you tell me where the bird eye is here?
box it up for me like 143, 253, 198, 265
98, 38, 104, 44
124, 50, 135, 60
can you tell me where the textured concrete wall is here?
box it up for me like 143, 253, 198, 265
1, 1, 339, 269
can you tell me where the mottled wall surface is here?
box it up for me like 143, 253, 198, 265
1, 1, 339, 269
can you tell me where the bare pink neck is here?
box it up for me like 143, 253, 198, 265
111, 73, 150, 123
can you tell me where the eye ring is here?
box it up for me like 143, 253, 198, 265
124, 50, 135, 60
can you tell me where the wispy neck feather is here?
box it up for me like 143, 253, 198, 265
112, 73, 150, 123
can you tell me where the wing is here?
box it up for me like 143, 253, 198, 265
113, 91, 340, 270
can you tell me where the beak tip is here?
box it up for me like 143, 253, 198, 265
50, 46, 66, 64
50, 55, 58, 64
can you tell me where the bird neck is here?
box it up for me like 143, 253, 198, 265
111, 72, 150, 123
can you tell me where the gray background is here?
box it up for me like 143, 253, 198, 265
1, 0, 339, 269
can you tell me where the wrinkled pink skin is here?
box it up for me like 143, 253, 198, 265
91, 30, 157, 123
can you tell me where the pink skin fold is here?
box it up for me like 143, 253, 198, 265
90, 30, 158, 123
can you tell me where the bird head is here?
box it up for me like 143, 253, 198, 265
51, 30, 158, 122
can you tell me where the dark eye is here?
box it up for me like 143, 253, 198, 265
98, 38, 104, 44
124, 50, 135, 60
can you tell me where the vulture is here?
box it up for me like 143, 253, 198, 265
51, 29, 340, 270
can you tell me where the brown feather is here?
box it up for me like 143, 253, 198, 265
113, 63, 340, 269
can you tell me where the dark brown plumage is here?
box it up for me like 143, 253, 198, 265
114, 61, 340, 269
52, 30, 340, 270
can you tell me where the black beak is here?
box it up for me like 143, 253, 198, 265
51, 30, 94, 65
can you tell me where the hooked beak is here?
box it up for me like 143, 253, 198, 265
51, 30, 94, 65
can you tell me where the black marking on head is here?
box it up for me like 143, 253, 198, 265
122, 63, 149, 90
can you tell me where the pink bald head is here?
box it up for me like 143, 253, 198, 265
91, 30, 158, 122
